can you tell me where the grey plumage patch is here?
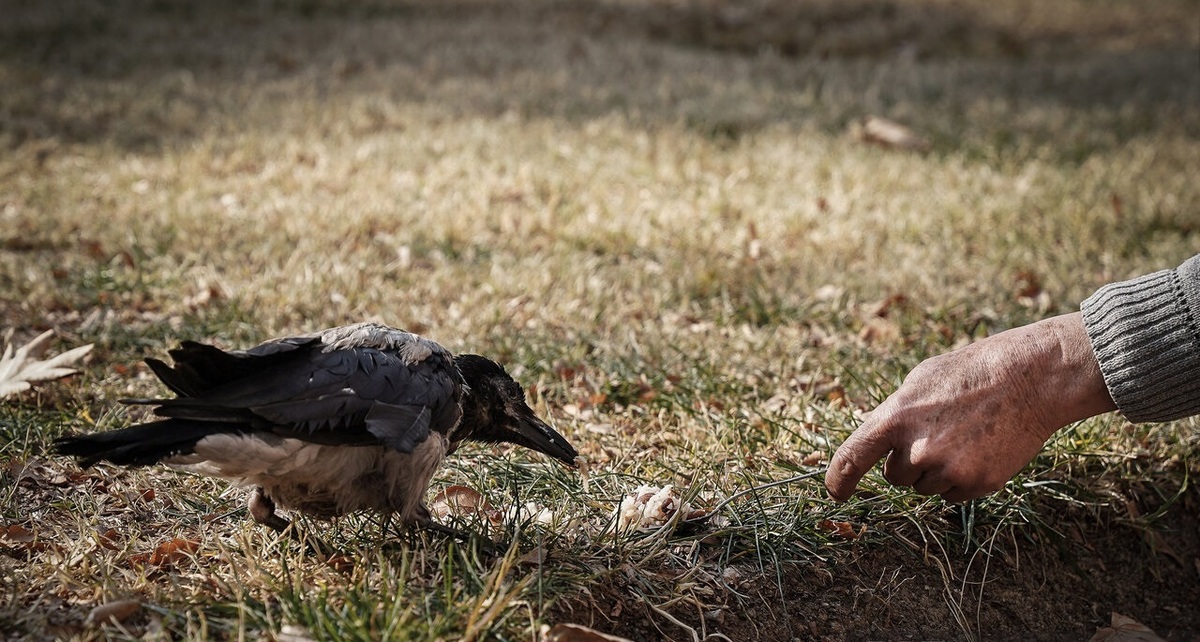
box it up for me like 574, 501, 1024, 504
316, 323, 439, 365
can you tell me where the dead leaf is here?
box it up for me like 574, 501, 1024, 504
96, 528, 121, 550
130, 538, 199, 566
80, 239, 107, 260
853, 115, 931, 153
544, 623, 635, 642
1088, 612, 1165, 642
2, 524, 35, 543
1142, 529, 1184, 567
47, 470, 94, 487
1013, 268, 1043, 299
429, 485, 502, 526
0, 329, 94, 398
1, 523, 51, 553
325, 554, 356, 575
517, 544, 548, 566
818, 519, 866, 540
869, 293, 909, 318
859, 317, 902, 346
825, 386, 847, 406
85, 599, 141, 627
802, 451, 826, 466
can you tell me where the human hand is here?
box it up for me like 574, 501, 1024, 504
825, 312, 1116, 502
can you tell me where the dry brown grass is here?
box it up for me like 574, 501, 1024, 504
2, 1, 1198, 640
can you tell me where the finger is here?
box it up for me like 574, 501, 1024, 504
825, 410, 899, 502
882, 446, 921, 488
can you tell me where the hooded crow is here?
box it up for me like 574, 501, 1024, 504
54, 323, 577, 537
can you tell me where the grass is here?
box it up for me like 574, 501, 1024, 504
2, 0, 1198, 639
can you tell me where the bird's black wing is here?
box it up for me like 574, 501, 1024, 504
142, 330, 463, 454
146, 336, 320, 397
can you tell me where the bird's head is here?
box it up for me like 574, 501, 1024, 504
451, 354, 578, 466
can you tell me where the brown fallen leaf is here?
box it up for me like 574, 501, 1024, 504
2, 523, 53, 553
2, 524, 35, 544
517, 544, 548, 567
1013, 268, 1043, 299
429, 485, 502, 527
96, 528, 121, 551
325, 554, 356, 575
818, 519, 866, 540
869, 293, 909, 318
544, 623, 635, 642
1088, 612, 1165, 642
1142, 528, 1185, 567
858, 317, 903, 346
825, 386, 847, 406
130, 538, 200, 567
85, 599, 141, 627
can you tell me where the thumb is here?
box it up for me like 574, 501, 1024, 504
824, 411, 896, 502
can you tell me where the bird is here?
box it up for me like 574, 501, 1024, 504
54, 322, 578, 540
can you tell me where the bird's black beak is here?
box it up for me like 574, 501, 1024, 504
513, 412, 578, 466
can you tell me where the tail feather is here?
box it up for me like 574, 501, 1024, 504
53, 419, 244, 467
57, 337, 323, 469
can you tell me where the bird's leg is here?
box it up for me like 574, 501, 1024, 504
248, 488, 291, 533
248, 488, 331, 557
413, 504, 502, 555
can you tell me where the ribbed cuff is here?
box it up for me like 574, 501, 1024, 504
1081, 256, 1200, 423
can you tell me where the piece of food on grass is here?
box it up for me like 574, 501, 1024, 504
614, 484, 704, 532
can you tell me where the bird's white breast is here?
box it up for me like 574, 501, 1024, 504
166, 432, 448, 522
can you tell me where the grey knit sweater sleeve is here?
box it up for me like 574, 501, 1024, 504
1081, 253, 1200, 423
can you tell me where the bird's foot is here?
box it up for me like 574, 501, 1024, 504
248, 488, 332, 557
414, 516, 503, 556
248, 489, 291, 532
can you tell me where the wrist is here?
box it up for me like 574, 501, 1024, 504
1032, 312, 1117, 429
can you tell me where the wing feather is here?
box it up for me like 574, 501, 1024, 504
127, 327, 462, 455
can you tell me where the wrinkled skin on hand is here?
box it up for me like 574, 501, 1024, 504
825, 312, 1117, 503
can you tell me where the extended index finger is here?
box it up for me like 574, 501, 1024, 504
824, 409, 897, 501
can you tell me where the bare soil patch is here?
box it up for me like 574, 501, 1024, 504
551, 484, 1200, 640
